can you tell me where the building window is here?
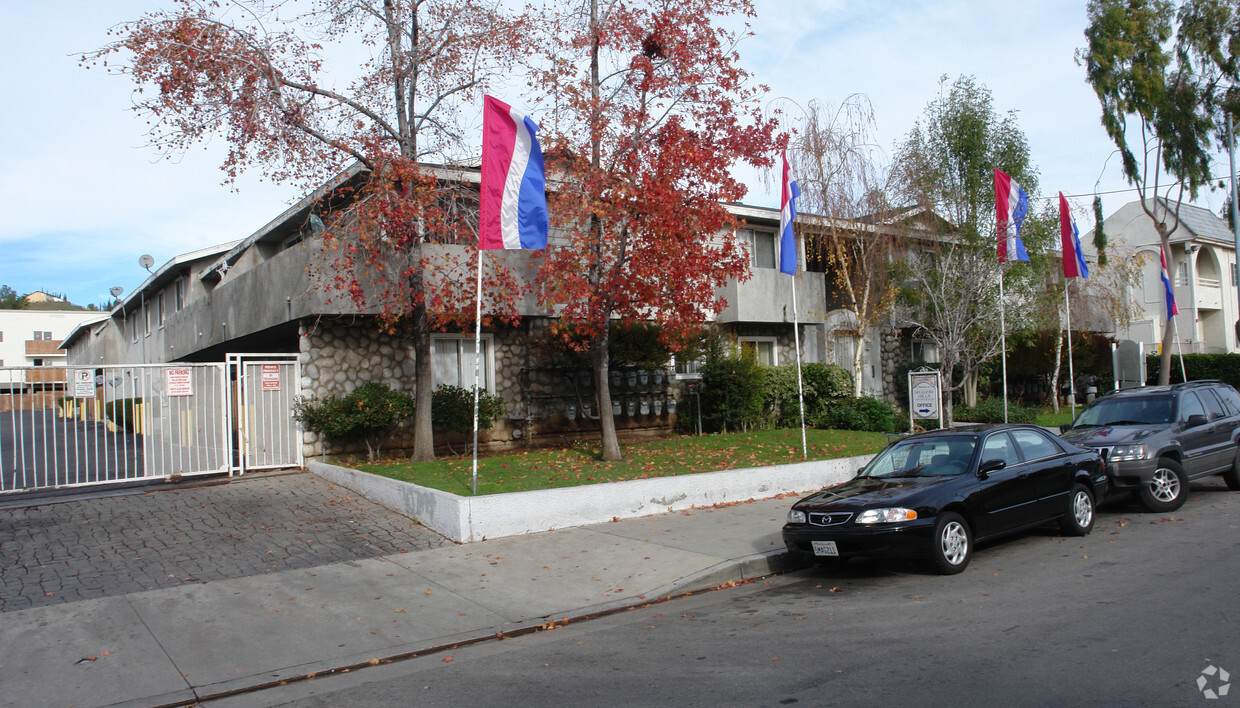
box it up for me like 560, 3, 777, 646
175, 278, 185, 311
912, 339, 940, 364
432, 335, 494, 392
0, 331, 3, 343
130, 316, 138, 344
144, 302, 151, 337
740, 229, 777, 270
1232, 263, 1237, 287
672, 354, 703, 379
32, 358, 44, 366
158, 291, 166, 328
739, 336, 778, 366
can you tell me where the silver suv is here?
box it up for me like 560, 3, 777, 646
1060, 381, 1240, 512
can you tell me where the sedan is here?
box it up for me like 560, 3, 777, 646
782, 424, 1107, 574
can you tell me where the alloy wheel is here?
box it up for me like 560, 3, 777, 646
940, 520, 968, 565
1149, 468, 1181, 503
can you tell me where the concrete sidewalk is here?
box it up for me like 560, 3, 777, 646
0, 490, 804, 708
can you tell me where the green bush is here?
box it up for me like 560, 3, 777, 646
762, 363, 854, 428
1146, 353, 1240, 387
104, 397, 143, 433
294, 382, 415, 461
803, 362, 854, 401
431, 385, 506, 454
953, 398, 1038, 424
700, 347, 766, 433
814, 396, 900, 432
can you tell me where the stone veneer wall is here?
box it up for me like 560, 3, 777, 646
878, 328, 903, 405
297, 317, 681, 460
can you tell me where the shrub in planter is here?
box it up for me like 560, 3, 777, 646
294, 382, 414, 461
431, 385, 506, 455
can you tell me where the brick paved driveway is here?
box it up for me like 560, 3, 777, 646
0, 471, 450, 612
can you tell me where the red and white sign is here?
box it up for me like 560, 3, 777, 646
261, 364, 281, 391
166, 369, 193, 397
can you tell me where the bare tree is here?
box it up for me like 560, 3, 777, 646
789, 96, 901, 396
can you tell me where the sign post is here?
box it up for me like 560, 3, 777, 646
908, 368, 943, 432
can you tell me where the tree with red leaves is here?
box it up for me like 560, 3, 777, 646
86, 0, 526, 461
527, 0, 780, 461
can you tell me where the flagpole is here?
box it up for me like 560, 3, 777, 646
1064, 283, 1077, 419
471, 249, 484, 495
791, 277, 807, 460
999, 265, 1009, 424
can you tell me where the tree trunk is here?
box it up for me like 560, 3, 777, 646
963, 370, 977, 408
1157, 229, 1174, 386
409, 288, 436, 462
593, 332, 622, 461
1050, 317, 1063, 414
851, 333, 865, 397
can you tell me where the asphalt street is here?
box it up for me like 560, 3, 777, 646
216, 478, 1240, 708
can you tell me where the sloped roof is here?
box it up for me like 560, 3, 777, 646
1163, 198, 1234, 243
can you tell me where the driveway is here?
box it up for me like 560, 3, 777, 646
0, 470, 450, 612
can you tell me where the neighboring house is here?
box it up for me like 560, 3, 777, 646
62, 163, 833, 458
1081, 198, 1240, 355
0, 309, 105, 393
24, 291, 67, 305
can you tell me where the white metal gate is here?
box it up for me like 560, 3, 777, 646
228, 354, 303, 475
1, 363, 230, 493
1, 355, 303, 495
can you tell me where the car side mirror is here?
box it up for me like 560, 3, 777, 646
1186, 413, 1207, 428
977, 458, 1006, 477
1059, 423, 1071, 433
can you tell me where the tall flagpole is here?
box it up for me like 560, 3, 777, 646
791, 278, 807, 460
471, 249, 484, 495
999, 265, 1009, 423
1064, 284, 1077, 419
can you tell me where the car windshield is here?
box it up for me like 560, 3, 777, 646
860, 438, 977, 478
1072, 395, 1174, 427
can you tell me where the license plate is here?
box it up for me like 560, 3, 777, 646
811, 541, 839, 557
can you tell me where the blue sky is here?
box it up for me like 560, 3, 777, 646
1, 0, 1230, 307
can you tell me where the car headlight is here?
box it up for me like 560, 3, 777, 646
1108, 444, 1148, 462
788, 509, 806, 524
855, 508, 918, 524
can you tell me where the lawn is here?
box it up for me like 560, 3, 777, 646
354, 428, 889, 496
1035, 406, 1080, 429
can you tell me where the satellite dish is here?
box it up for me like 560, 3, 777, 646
139, 254, 155, 271
109, 286, 124, 298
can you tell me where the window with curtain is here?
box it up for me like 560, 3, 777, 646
432, 336, 492, 391
739, 229, 777, 269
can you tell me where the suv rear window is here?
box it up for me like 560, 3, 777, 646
1212, 385, 1240, 417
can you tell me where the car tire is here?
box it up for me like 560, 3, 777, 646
1058, 483, 1095, 536
1138, 458, 1188, 512
929, 512, 971, 575
1224, 449, 1240, 491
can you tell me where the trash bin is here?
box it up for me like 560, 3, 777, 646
1085, 386, 1097, 404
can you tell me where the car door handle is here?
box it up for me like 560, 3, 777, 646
1018, 472, 1032, 479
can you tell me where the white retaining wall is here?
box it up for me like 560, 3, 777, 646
310, 455, 871, 543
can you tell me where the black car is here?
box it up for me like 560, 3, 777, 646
1060, 381, 1240, 512
782, 424, 1106, 574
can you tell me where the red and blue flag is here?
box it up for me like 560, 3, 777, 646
779, 151, 800, 275
480, 95, 548, 250
995, 169, 1030, 263
1058, 192, 1089, 279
